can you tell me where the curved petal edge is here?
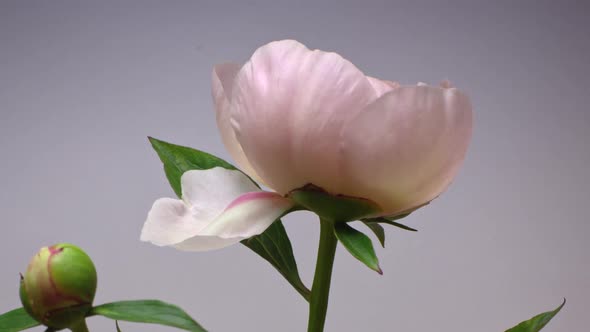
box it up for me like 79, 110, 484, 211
174, 191, 295, 251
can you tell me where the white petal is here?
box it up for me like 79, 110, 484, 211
140, 198, 200, 246
174, 191, 294, 251
181, 167, 259, 219
341, 85, 473, 215
230, 39, 377, 195
212, 64, 264, 183
141, 167, 262, 247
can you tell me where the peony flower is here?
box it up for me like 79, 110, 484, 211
141, 39, 472, 251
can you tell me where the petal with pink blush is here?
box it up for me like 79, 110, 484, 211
367, 76, 400, 97
141, 167, 294, 251
212, 63, 264, 183
230, 39, 377, 195
174, 191, 294, 251
340, 85, 473, 216
181, 167, 259, 220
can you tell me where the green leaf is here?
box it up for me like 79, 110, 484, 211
387, 212, 412, 221
0, 307, 40, 332
242, 222, 311, 301
148, 137, 310, 301
362, 217, 418, 232
505, 299, 565, 332
362, 221, 385, 247
90, 300, 206, 332
334, 223, 382, 274
149, 137, 237, 197
362, 200, 428, 230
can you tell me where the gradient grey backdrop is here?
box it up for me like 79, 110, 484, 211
1, 1, 588, 331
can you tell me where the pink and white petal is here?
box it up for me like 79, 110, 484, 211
181, 167, 260, 224
212, 64, 264, 183
231, 39, 377, 195
367, 76, 400, 98
174, 236, 239, 252
174, 191, 294, 251
140, 198, 203, 246
340, 85, 473, 216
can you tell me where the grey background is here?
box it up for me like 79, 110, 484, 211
1, 1, 588, 331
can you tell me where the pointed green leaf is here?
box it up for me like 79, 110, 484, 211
0, 307, 40, 332
334, 223, 382, 274
362, 217, 418, 232
362, 221, 385, 247
505, 299, 565, 332
149, 137, 237, 197
242, 222, 311, 301
148, 137, 310, 301
387, 212, 412, 221
90, 300, 205, 332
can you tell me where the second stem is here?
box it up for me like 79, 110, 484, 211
307, 218, 338, 332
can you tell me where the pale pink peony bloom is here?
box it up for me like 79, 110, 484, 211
218, 40, 472, 215
142, 39, 472, 251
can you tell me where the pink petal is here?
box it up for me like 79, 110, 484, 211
230, 39, 377, 195
367, 76, 400, 97
212, 63, 264, 183
340, 84, 473, 215
174, 191, 294, 251
439, 80, 453, 89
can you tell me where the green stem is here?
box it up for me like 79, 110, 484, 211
70, 319, 89, 332
307, 218, 338, 332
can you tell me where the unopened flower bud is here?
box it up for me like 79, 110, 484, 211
19, 243, 97, 329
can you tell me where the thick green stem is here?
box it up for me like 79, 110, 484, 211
307, 218, 338, 332
70, 319, 89, 332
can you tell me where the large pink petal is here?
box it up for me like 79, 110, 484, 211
230, 40, 377, 195
174, 191, 294, 251
212, 63, 264, 183
340, 84, 473, 216
366, 76, 400, 98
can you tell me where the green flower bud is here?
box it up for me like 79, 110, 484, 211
19, 243, 97, 329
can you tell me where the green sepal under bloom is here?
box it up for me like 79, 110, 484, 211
288, 184, 382, 222
20, 243, 97, 329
